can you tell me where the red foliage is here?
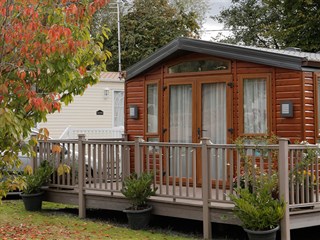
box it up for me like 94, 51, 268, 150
0, 0, 108, 117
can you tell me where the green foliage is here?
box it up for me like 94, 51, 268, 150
213, 0, 320, 52
0, 1, 109, 201
289, 142, 320, 186
22, 161, 54, 195
230, 180, 285, 231
121, 172, 157, 210
103, 0, 201, 71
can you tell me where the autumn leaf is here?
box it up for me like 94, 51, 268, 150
52, 144, 62, 153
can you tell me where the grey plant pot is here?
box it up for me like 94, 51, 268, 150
21, 192, 44, 212
123, 205, 152, 230
244, 225, 279, 240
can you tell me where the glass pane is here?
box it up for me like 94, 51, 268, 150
243, 79, 267, 134
169, 85, 192, 177
202, 83, 226, 144
169, 85, 192, 143
202, 83, 227, 180
168, 59, 229, 73
147, 84, 158, 133
113, 91, 124, 127
318, 78, 320, 134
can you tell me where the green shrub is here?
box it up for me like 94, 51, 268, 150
22, 161, 54, 194
230, 181, 285, 231
121, 172, 157, 210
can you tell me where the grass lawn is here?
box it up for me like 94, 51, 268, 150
0, 200, 198, 240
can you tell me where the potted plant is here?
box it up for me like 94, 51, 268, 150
21, 160, 54, 211
121, 172, 157, 229
230, 179, 285, 240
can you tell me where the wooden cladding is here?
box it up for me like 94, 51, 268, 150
125, 54, 320, 144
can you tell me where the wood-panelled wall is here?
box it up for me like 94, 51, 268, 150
125, 78, 144, 141
275, 69, 303, 142
303, 72, 316, 143
125, 55, 317, 145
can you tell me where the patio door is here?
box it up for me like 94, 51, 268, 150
164, 76, 232, 184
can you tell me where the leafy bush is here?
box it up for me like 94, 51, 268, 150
121, 172, 157, 210
22, 161, 54, 194
230, 181, 285, 231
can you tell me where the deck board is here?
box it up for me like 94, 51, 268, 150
43, 181, 320, 232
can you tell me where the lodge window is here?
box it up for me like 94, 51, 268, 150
168, 58, 230, 74
113, 90, 124, 127
239, 74, 271, 135
147, 83, 158, 134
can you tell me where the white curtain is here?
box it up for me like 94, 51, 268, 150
169, 85, 192, 177
169, 85, 192, 143
202, 83, 226, 144
202, 83, 226, 179
113, 91, 124, 127
243, 79, 267, 133
147, 84, 158, 133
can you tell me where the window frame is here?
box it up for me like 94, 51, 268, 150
164, 56, 231, 78
238, 74, 272, 136
145, 80, 160, 137
112, 89, 124, 128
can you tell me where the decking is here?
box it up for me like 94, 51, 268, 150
32, 135, 320, 239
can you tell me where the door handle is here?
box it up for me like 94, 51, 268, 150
197, 128, 207, 139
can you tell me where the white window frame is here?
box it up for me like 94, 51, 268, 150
112, 89, 124, 128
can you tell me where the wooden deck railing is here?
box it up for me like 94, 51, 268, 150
33, 136, 320, 240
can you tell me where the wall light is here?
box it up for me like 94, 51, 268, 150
104, 87, 110, 97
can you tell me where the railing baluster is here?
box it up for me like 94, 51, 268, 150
110, 144, 114, 191
172, 147, 176, 198
289, 149, 294, 204
72, 143, 76, 186
179, 147, 183, 197
166, 146, 169, 195
229, 148, 234, 196
98, 144, 102, 189
186, 147, 190, 198
103, 144, 107, 189
316, 154, 319, 202
87, 144, 92, 188
215, 148, 219, 200
93, 144, 97, 188
192, 148, 196, 198
222, 148, 226, 201
159, 146, 163, 195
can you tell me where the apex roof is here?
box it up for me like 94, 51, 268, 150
126, 37, 320, 80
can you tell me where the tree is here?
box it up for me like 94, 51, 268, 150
213, 0, 320, 52
103, 0, 202, 71
0, 0, 109, 201
169, 0, 209, 28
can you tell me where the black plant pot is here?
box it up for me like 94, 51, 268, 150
21, 192, 44, 211
244, 225, 279, 240
123, 206, 152, 230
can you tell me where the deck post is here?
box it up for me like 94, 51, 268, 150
201, 138, 212, 240
279, 138, 290, 240
134, 136, 143, 175
78, 134, 86, 218
122, 133, 129, 178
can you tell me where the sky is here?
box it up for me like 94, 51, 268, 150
201, 0, 232, 40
